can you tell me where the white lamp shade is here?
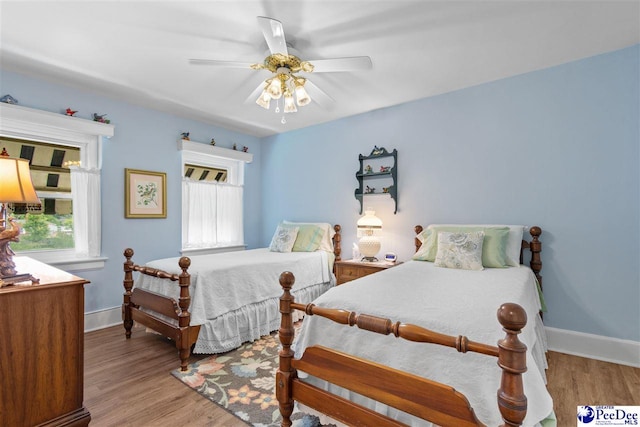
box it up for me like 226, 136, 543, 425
0, 157, 40, 203
284, 92, 298, 113
295, 84, 311, 106
267, 78, 283, 99
256, 90, 271, 109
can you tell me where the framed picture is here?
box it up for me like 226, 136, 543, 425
124, 168, 167, 218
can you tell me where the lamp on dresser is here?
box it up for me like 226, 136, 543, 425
357, 208, 383, 262
0, 147, 40, 286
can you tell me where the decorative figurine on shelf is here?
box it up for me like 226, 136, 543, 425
382, 186, 390, 193
181, 132, 190, 140
364, 164, 373, 174
242, 146, 249, 152
372, 145, 383, 155
92, 113, 110, 124
380, 166, 391, 173
210, 138, 216, 146
65, 108, 78, 116
0, 94, 18, 104
365, 185, 375, 194
232, 143, 237, 150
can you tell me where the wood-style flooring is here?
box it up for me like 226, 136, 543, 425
84, 325, 640, 427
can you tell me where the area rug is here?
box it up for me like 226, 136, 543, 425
172, 330, 333, 427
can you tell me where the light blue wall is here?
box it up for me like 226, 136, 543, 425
0, 70, 263, 313
261, 45, 640, 341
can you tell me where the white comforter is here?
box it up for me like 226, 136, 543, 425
136, 248, 333, 325
292, 260, 553, 427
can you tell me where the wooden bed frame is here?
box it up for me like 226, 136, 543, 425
122, 224, 342, 371
276, 225, 543, 426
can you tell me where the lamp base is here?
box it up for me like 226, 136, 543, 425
0, 273, 39, 288
361, 256, 379, 262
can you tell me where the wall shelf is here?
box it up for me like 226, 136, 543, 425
354, 146, 397, 214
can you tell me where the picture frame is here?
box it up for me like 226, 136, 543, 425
124, 168, 167, 218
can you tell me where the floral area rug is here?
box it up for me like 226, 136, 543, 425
172, 330, 334, 427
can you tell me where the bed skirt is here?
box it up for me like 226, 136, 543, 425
193, 280, 334, 354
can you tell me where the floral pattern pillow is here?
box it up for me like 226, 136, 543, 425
434, 231, 485, 271
268, 225, 299, 253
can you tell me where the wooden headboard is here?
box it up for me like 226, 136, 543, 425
414, 225, 543, 288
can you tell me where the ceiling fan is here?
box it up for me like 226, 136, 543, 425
189, 16, 372, 122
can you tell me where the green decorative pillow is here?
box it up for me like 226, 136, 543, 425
434, 231, 485, 271
413, 225, 509, 268
283, 223, 324, 252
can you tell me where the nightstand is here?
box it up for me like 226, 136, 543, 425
335, 259, 401, 285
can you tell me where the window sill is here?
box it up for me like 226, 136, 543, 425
180, 245, 246, 256
16, 252, 107, 272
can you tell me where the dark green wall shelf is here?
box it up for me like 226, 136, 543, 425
354, 146, 398, 214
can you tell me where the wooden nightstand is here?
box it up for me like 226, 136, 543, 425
335, 259, 401, 285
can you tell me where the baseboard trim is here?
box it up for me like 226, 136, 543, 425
85, 306, 122, 332
546, 326, 640, 368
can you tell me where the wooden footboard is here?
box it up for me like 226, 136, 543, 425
277, 271, 528, 427
122, 248, 200, 371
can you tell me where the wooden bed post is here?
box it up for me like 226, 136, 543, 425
176, 257, 192, 371
277, 271, 296, 427
122, 248, 135, 339
496, 303, 528, 427
414, 225, 424, 252
333, 224, 342, 262
528, 226, 542, 289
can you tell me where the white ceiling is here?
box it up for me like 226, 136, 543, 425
1, 1, 638, 137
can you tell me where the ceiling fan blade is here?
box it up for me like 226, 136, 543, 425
257, 16, 288, 55
189, 59, 254, 68
307, 56, 373, 73
304, 80, 335, 109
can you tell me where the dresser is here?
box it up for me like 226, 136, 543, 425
334, 259, 401, 285
0, 257, 91, 426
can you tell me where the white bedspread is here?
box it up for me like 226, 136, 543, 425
136, 248, 333, 326
292, 260, 553, 427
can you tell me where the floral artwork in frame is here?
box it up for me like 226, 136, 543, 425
124, 168, 167, 218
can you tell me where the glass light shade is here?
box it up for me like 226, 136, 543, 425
0, 157, 40, 203
295, 84, 311, 106
356, 209, 382, 261
255, 90, 271, 109
267, 77, 283, 99
283, 92, 297, 113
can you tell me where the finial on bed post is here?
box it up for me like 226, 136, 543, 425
528, 226, 542, 289
333, 224, 342, 262
176, 256, 192, 371
123, 248, 135, 339
277, 271, 296, 427
496, 303, 528, 427
414, 225, 424, 253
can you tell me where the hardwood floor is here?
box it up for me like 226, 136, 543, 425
84, 325, 640, 426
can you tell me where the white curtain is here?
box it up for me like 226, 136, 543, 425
182, 179, 244, 249
70, 167, 101, 257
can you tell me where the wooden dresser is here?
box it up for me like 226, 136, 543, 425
0, 257, 91, 426
334, 259, 401, 285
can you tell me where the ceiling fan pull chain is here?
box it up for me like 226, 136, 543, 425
281, 115, 286, 124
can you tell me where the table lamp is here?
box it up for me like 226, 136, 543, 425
357, 208, 382, 262
0, 148, 41, 286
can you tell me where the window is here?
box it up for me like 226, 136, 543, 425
179, 139, 252, 254
0, 104, 113, 270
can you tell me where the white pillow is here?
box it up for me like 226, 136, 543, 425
282, 221, 335, 252
269, 225, 299, 253
426, 224, 524, 266
434, 231, 484, 271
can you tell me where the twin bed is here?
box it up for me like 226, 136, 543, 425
122, 223, 552, 426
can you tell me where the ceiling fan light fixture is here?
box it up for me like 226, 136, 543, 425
256, 90, 271, 109
294, 84, 311, 107
267, 78, 283, 99
284, 91, 297, 113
